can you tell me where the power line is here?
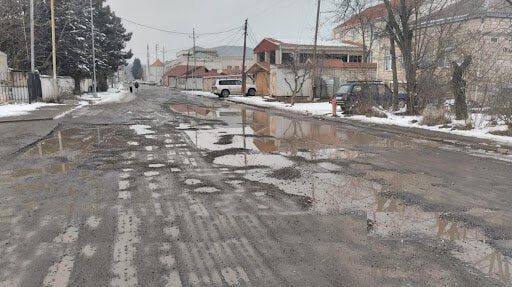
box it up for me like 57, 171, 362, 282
120, 17, 242, 36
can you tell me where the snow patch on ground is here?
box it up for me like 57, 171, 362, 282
229, 96, 334, 116
80, 88, 130, 105
0, 103, 62, 118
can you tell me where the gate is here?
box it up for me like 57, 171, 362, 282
0, 70, 42, 103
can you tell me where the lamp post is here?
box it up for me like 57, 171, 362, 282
89, 0, 97, 97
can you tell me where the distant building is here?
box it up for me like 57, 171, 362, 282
333, 0, 512, 101
168, 46, 255, 74
145, 59, 165, 84
248, 38, 373, 98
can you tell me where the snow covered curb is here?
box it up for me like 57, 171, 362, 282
0, 103, 63, 118
181, 91, 512, 146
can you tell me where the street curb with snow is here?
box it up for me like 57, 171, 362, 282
181, 90, 512, 152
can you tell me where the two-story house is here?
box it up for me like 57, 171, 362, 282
333, 0, 512, 102
247, 38, 376, 99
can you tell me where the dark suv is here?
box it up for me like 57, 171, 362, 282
334, 82, 407, 113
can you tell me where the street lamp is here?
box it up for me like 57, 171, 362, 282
89, 0, 97, 97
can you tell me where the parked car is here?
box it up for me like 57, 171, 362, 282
211, 79, 256, 97
334, 82, 408, 113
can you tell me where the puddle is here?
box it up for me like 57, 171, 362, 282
144, 171, 160, 177
245, 169, 381, 214
185, 179, 202, 185
130, 125, 155, 135
148, 164, 166, 168
213, 154, 294, 169
194, 187, 220, 193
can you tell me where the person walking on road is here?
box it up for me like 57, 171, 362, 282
134, 81, 139, 93
129, 82, 133, 93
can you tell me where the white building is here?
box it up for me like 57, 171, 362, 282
168, 46, 255, 74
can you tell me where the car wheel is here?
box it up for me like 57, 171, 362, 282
221, 89, 230, 98
247, 88, 256, 97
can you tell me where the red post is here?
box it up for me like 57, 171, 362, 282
332, 95, 337, 117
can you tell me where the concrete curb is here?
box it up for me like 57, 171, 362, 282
0, 104, 80, 124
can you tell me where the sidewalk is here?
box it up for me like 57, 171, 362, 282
0, 102, 81, 123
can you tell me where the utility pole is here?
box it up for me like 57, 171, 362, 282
185, 52, 190, 90
162, 46, 165, 85
90, 0, 97, 96
50, 0, 57, 79
51, 0, 58, 100
146, 43, 150, 81
30, 0, 35, 72
242, 19, 248, 97
192, 28, 196, 90
312, 0, 321, 100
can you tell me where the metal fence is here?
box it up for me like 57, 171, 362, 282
0, 71, 42, 103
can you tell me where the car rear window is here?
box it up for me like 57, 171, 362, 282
336, 85, 352, 94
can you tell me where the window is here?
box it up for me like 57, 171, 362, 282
385, 49, 392, 71
234, 66, 240, 70
258, 52, 265, 62
282, 53, 294, 65
299, 53, 312, 63
438, 48, 453, 68
227, 65, 233, 70
349, 55, 362, 63
270, 51, 276, 64
491, 37, 498, 43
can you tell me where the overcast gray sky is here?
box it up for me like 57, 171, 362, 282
105, 0, 339, 62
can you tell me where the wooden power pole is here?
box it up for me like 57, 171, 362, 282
242, 19, 248, 97
50, 0, 58, 100
312, 0, 321, 100
146, 43, 150, 81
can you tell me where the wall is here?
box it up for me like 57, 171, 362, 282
177, 77, 203, 91
80, 78, 93, 93
270, 66, 313, 98
40, 76, 74, 101
0, 51, 7, 74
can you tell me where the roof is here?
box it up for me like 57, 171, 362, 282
254, 38, 359, 53
221, 68, 242, 76
335, 3, 388, 30
247, 62, 272, 74
424, 0, 512, 25
151, 59, 164, 67
163, 65, 190, 77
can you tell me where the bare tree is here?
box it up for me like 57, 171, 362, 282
451, 56, 472, 120
283, 56, 311, 106
334, 0, 381, 63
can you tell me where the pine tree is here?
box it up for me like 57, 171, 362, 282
0, 0, 132, 93
131, 58, 143, 80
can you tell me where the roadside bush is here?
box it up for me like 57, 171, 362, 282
489, 88, 512, 127
421, 107, 451, 126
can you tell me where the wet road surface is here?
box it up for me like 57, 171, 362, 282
0, 86, 511, 286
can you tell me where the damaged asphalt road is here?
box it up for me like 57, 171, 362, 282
0, 86, 511, 286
